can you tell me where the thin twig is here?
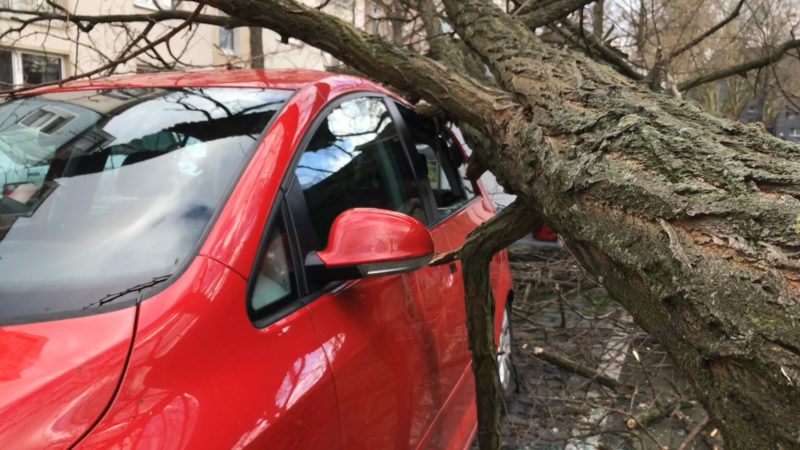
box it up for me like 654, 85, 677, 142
4, 3, 204, 95
675, 414, 711, 450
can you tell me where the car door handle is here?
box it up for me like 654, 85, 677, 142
449, 262, 458, 274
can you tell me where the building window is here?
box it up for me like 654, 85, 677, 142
0, 51, 12, 91
132, 0, 173, 10
218, 27, 235, 53
21, 53, 61, 85
3, 0, 62, 11
0, 49, 62, 91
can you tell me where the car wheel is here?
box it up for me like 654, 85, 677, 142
497, 300, 518, 403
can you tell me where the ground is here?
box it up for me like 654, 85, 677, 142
499, 242, 726, 450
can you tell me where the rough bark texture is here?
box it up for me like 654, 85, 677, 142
459, 200, 538, 449
197, 0, 800, 448
249, 26, 264, 68
441, 1, 800, 448
591, 0, 603, 38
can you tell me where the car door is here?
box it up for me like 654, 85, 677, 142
393, 104, 490, 446
285, 94, 449, 448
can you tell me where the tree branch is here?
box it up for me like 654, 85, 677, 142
532, 346, 621, 389
4, 4, 204, 95
516, 0, 593, 28
679, 39, 800, 91
558, 19, 644, 81
0, 7, 240, 37
106, 21, 157, 75
458, 199, 539, 450
667, 0, 744, 61
200, 0, 513, 130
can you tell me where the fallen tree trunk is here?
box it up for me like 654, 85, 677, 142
203, 1, 800, 447
438, 3, 800, 448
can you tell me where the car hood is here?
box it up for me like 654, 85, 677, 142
0, 306, 136, 448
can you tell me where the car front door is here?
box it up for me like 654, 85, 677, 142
286, 95, 449, 448
394, 104, 495, 447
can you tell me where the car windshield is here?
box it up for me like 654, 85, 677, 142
0, 86, 292, 323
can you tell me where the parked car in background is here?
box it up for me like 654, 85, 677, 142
0, 70, 514, 449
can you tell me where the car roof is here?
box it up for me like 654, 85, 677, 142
17, 69, 368, 95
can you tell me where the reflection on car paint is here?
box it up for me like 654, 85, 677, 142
0, 70, 514, 450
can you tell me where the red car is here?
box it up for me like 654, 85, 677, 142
0, 70, 514, 449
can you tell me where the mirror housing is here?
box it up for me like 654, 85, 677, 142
305, 208, 434, 281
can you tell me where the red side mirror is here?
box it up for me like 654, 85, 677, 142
305, 208, 434, 281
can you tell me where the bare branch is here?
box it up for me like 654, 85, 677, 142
106, 21, 157, 75
679, 38, 800, 91
591, 0, 603, 38
201, 0, 512, 130
414, 0, 449, 59
315, 0, 332, 9
0, 7, 240, 34
4, 4, 204, 95
667, 0, 745, 61
517, 0, 594, 29
559, 19, 644, 81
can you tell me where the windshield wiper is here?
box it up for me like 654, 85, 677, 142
84, 274, 171, 309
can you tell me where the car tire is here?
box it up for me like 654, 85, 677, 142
497, 299, 518, 411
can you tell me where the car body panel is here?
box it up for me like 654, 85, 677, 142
435, 193, 513, 336
305, 272, 441, 449
418, 364, 477, 449
0, 307, 135, 448
19, 69, 364, 95
76, 256, 341, 449
198, 74, 398, 279
412, 197, 510, 449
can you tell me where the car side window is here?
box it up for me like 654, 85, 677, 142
250, 215, 296, 315
295, 96, 424, 248
397, 105, 475, 222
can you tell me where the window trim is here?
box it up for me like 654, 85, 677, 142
218, 27, 236, 54
391, 100, 480, 226
385, 99, 438, 224
3, 0, 64, 12
277, 91, 430, 298
245, 194, 307, 328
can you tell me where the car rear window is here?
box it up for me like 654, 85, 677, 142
0, 87, 292, 324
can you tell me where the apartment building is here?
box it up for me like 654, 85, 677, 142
0, 0, 366, 91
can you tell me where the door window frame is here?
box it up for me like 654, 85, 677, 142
245, 192, 308, 328
249, 91, 485, 325
277, 92, 434, 298
390, 100, 481, 225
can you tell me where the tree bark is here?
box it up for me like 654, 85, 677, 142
459, 200, 538, 449
441, 2, 800, 447
200, 1, 800, 447
248, 26, 263, 68
591, 0, 603, 39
